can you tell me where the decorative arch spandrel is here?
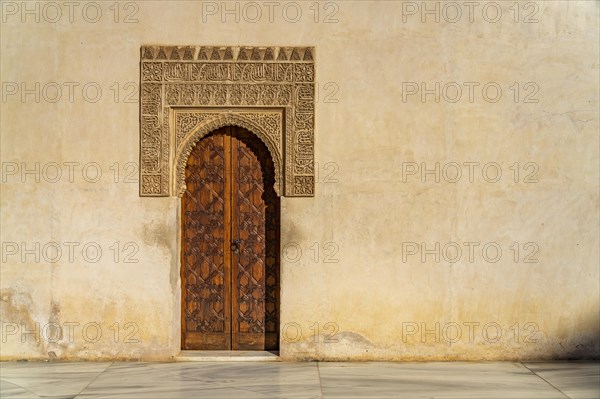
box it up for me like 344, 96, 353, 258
139, 45, 315, 197
172, 111, 283, 197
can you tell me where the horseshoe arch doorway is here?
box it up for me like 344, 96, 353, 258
180, 126, 280, 351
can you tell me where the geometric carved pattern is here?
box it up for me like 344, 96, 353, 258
182, 135, 227, 338
233, 128, 280, 349
140, 45, 315, 197
181, 127, 280, 350
235, 137, 266, 335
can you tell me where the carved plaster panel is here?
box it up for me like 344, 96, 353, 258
140, 46, 315, 197
171, 109, 284, 196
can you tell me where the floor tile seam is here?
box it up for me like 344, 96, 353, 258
520, 362, 571, 399
317, 362, 325, 399
73, 361, 114, 398
1, 377, 43, 398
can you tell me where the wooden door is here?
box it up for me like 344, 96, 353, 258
181, 126, 279, 350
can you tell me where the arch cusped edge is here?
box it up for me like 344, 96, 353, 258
173, 112, 283, 197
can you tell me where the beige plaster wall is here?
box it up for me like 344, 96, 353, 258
1, 0, 598, 360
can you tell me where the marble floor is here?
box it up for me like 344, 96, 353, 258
0, 361, 598, 399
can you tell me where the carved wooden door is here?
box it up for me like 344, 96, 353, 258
181, 126, 279, 351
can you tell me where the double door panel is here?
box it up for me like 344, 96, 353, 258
181, 126, 279, 350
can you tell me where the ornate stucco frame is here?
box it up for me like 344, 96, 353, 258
139, 45, 315, 197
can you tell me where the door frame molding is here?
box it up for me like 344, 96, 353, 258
139, 45, 316, 198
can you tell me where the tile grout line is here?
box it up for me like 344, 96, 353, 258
317, 362, 325, 399
520, 362, 571, 399
0, 375, 41, 398
73, 361, 114, 398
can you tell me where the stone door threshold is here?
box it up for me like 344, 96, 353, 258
176, 350, 280, 362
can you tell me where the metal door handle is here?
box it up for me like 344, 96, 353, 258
230, 239, 241, 254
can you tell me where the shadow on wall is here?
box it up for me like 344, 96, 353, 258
547, 310, 600, 360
